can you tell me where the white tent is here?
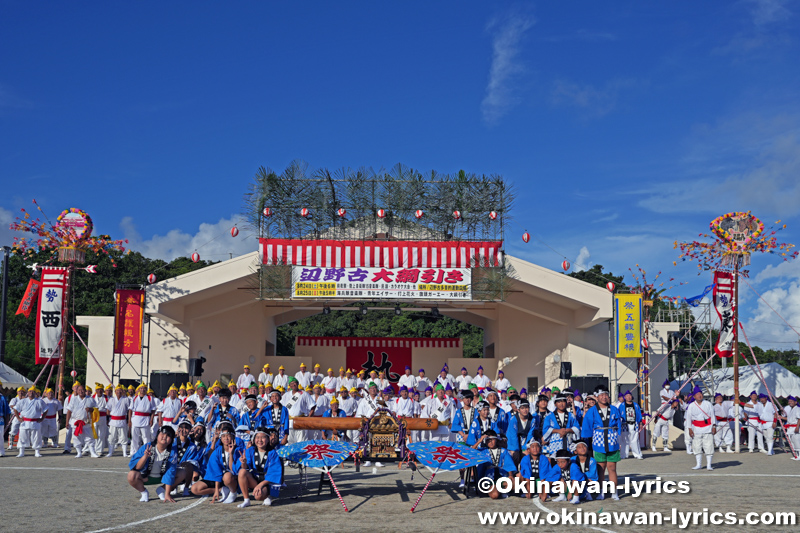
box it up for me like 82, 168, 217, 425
0, 362, 34, 390
670, 362, 800, 399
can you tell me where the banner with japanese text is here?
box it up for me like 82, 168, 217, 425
15, 278, 40, 318
291, 266, 471, 300
345, 338, 412, 393
713, 271, 735, 358
35, 267, 67, 365
614, 293, 643, 358
114, 289, 145, 354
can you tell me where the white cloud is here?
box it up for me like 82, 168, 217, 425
0, 206, 21, 248
743, 281, 800, 349
121, 215, 257, 262
481, 10, 535, 125
716, 0, 793, 54
551, 78, 637, 118
573, 246, 591, 272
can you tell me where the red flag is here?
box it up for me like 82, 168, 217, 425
114, 289, 145, 354
35, 267, 67, 365
15, 278, 40, 318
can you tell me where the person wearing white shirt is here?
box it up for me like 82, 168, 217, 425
157, 385, 184, 432
257, 364, 273, 386
434, 368, 454, 390
271, 366, 289, 391
471, 366, 491, 392
40, 388, 62, 448
685, 387, 716, 471
91, 383, 110, 456
355, 384, 384, 466
757, 394, 777, 455
228, 382, 245, 411
295, 363, 312, 388
743, 391, 764, 452
455, 368, 472, 391
64, 384, 99, 458
780, 396, 800, 460
494, 370, 511, 392
659, 379, 676, 406
107, 385, 131, 457
237, 365, 257, 390
13, 387, 45, 457
129, 384, 157, 454
398, 367, 417, 391
339, 369, 357, 392
652, 398, 679, 452
7, 388, 25, 452
712, 393, 734, 454
282, 378, 316, 443
422, 385, 455, 442
322, 369, 339, 398
415, 369, 432, 394
394, 387, 416, 417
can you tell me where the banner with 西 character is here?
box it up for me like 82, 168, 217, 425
614, 293, 643, 358
291, 266, 471, 300
114, 289, 145, 354
713, 271, 735, 358
35, 267, 68, 365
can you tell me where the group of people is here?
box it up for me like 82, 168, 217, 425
1, 363, 797, 508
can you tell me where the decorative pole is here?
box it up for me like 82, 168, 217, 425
733, 257, 740, 452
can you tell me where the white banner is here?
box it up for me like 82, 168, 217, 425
713, 271, 735, 358
35, 267, 66, 364
291, 266, 471, 300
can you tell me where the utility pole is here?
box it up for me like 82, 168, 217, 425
0, 246, 10, 364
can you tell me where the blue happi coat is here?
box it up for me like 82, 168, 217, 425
542, 411, 580, 454
233, 446, 282, 485
262, 404, 290, 442
476, 447, 517, 480
582, 405, 623, 454
506, 412, 541, 452
204, 442, 246, 483
128, 443, 180, 486
519, 453, 555, 481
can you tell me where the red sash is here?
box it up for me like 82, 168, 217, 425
111, 415, 127, 421
133, 411, 151, 417
692, 419, 712, 427
23, 418, 39, 422
45, 415, 57, 419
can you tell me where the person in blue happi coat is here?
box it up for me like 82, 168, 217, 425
542, 393, 580, 455
174, 400, 205, 428
484, 390, 509, 435
619, 390, 644, 459
549, 449, 586, 504
238, 394, 267, 432
262, 390, 290, 447
452, 390, 480, 489
475, 429, 517, 499
466, 401, 499, 446
506, 399, 539, 462
127, 426, 181, 503
322, 397, 348, 440
571, 441, 599, 501
579, 394, 597, 455
518, 439, 555, 501
171, 420, 202, 496
207, 388, 240, 429
190, 422, 244, 503
234, 426, 283, 507
581, 386, 623, 501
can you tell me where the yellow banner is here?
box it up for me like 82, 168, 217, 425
614, 294, 643, 358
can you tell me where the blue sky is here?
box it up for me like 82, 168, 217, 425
2, 1, 800, 349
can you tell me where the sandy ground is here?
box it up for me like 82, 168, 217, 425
0, 444, 797, 533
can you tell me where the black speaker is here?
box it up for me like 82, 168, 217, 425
559, 362, 573, 380
188, 356, 206, 377
149, 371, 189, 398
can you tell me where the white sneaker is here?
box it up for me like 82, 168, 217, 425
664, 448, 672, 452
363, 461, 373, 467
90, 453, 100, 458
551, 494, 567, 502
75, 452, 82, 459
34, 451, 42, 458
706, 465, 714, 470
106, 453, 113, 458
570, 496, 580, 504
726, 447, 734, 453
156, 486, 165, 501
692, 465, 703, 470
263, 497, 272, 506
651, 446, 657, 452
611, 493, 620, 501
635, 455, 644, 460
791, 456, 800, 461
139, 491, 149, 502
375, 462, 384, 467
759, 449, 768, 454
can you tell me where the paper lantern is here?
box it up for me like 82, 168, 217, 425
70, 370, 77, 378
415, 209, 424, 219
300, 208, 309, 218
377, 209, 386, 218
337, 208, 346, 217
230, 226, 239, 237
606, 282, 615, 293
641, 338, 649, 349
262, 207, 272, 217
522, 232, 530, 243
147, 273, 157, 284
191, 252, 200, 263
489, 211, 498, 220
453, 210, 461, 220
561, 260, 570, 271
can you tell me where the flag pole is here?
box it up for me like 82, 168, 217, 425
733, 258, 740, 453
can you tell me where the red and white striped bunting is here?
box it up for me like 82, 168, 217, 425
296, 336, 461, 348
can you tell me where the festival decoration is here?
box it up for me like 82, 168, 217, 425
641, 338, 649, 349
606, 282, 616, 293
300, 208, 310, 218
561, 260, 570, 271
626, 265, 687, 307
10, 201, 127, 266
337, 208, 346, 217
377, 209, 386, 218
414, 209, 424, 219
35, 267, 67, 365
147, 273, 156, 284
262, 207, 272, 217
230, 226, 239, 237
452, 210, 461, 220
84, 265, 97, 274
408, 441, 490, 512
191, 252, 200, 263
70, 370, 77, 378
489, 211, 498, 220
277, 440, 357, 512
114, 289, 145, 355
522, 232, 530, 243
15, 279, 40, 318
676, 211, 797, 273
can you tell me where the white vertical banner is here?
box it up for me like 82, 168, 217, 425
35, 267, 67, 365
713, 270, 735, 358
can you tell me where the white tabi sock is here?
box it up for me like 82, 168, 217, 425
237, 499, 251, 508
706, 455, 713, 470
139, 490, 149, 502
222, 490, 237, 504
692, 455, 703, 469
